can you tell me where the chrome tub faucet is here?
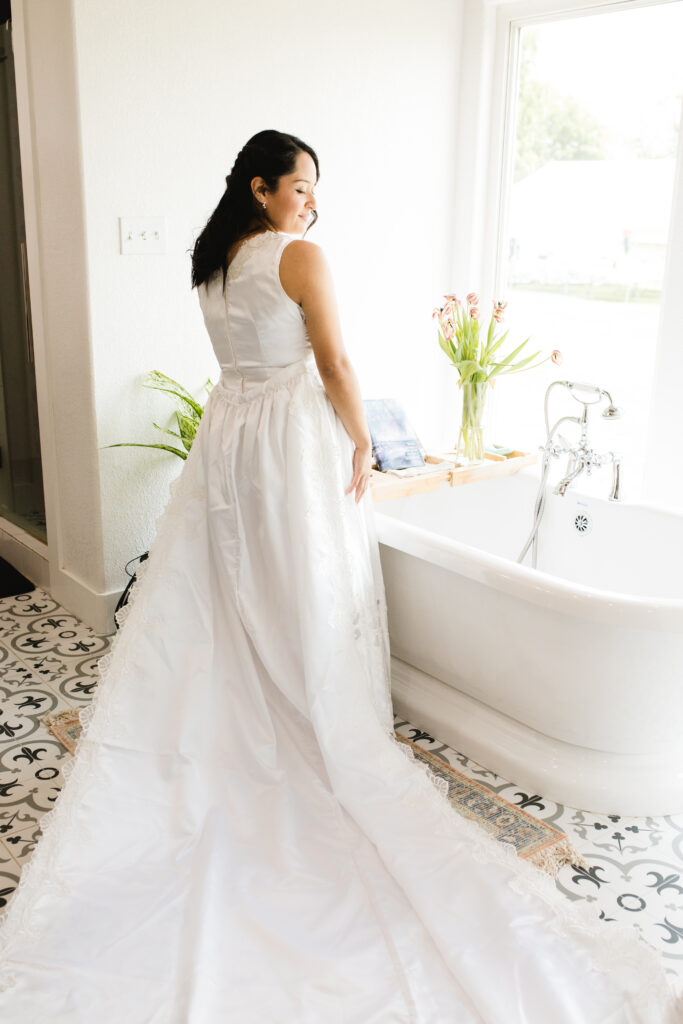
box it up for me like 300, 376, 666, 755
517, 381, 624, 567
549, 383, 623, 501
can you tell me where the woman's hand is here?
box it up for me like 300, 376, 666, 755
345, 443, 373, 504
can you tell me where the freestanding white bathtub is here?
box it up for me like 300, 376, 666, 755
374, 466, 683, 816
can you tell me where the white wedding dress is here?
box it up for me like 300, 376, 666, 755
0, 230, 680, 1023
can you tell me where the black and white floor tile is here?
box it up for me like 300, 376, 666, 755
0, 586, 681, 995
393, 718, 683, 993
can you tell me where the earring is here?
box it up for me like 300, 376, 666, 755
261, 202, 266, 211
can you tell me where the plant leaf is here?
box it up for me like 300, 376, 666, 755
175, 412, 198, 451
142, 371, 204, 418
101, 442, 187, 460
484, 328, 510, 360
152, 422, 184, 440
497, 352, 546, 374
486, 315, 495, 351
438, 333, 455, 362
487, 336, 532, 370
456, 359, 484, 383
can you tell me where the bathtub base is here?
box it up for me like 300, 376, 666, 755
390, 656, 683, 817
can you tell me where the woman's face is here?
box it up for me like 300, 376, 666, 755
254, 151, 318, 235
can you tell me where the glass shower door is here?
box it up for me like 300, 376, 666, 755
0, 13, 46, 543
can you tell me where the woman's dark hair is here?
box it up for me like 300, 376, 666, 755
190, 129, 319, 291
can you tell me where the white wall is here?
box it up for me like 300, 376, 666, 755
18, 0, 464, 630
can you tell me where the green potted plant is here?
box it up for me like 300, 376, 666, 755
101, 370, 213, 624
103, 370, 213, 460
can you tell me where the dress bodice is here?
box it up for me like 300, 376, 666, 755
197, 230, 312, 392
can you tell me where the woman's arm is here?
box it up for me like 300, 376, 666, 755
279, 240, 373, 505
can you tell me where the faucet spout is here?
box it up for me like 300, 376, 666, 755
553, 457, 585, 496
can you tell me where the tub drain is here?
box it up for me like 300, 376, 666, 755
574, 511, 592, 535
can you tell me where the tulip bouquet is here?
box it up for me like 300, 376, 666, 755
433, 292, 562, 461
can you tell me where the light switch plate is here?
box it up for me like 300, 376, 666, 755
119, 217, 166, 255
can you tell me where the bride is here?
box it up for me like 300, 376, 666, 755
0, 128, 679, 1023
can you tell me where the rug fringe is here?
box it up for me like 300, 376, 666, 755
526, 836, 589, 878
42, 709, 81, 728
42, 709, 82, 756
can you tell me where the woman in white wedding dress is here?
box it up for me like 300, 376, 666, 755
0, 128, 680, 1023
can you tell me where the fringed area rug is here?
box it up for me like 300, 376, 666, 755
42, 711, 586, 879
42, 710, 83, 757
395, 734, 588, 878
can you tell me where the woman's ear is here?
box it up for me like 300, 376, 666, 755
250, 176, 267, 202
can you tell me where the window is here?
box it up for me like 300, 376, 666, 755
492, 1, 683, 498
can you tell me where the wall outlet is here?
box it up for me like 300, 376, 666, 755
119, 217, 166, 255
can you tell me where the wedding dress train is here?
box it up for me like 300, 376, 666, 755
0, 229, 680, 1022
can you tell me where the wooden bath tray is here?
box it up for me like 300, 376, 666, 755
369, 449, 537, 503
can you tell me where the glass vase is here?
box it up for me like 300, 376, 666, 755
457, 379, 490, 463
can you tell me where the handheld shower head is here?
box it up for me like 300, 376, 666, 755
543, 380, 623, 439
599, 389, 622, 419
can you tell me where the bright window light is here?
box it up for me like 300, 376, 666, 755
493, 1, 683, 500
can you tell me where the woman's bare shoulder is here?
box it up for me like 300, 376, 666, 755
279, 238, 330, 304
281, 237, 326, 264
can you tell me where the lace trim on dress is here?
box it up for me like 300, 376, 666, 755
225, 230, 280, 285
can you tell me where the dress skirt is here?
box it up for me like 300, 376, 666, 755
0, 354, 679, 1023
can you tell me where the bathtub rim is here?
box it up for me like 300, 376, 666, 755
374, 506, 683, 632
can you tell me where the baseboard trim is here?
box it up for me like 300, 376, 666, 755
0, 521, 119, 635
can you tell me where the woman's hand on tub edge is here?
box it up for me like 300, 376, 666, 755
346, 443, 373, 504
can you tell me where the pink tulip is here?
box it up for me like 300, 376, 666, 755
470, 307, 480, 320
444, 322, 455, 340
492, 310, 504, 323
466, 292, 479, 305
444, 293, 458, 302
551, 349, 563, 365
494, 300, 508, 311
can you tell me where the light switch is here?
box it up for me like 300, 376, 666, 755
119, 217, 166, 255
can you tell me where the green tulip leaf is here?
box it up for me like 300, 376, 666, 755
484, 328, 510, 361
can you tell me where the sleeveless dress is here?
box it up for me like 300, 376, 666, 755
0, 229, 679, 1023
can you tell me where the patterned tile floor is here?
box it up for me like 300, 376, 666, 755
0, 586, 682, 995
